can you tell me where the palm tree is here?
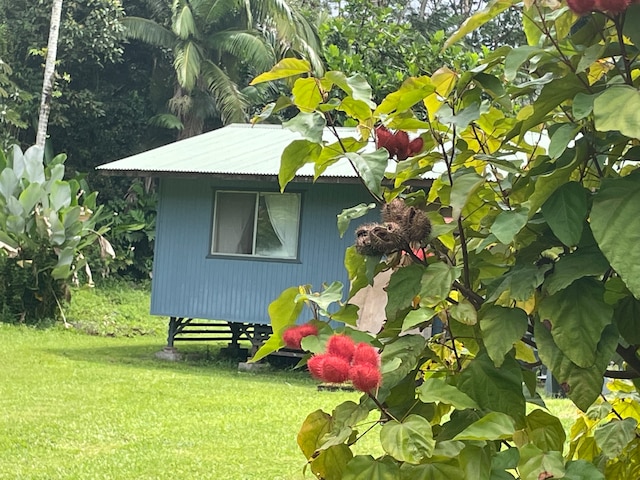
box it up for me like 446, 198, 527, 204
123, 0, 323, 138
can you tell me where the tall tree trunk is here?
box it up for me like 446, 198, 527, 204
36, 0, 63, 149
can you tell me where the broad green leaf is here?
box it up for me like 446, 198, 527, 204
444, 0, 518, 50
479, 306, 528, 368
329, 303, 359, 326
548, 124, 580, 160
343, 455, 400, 480
525, 409, 566, 452
591, 173, 640, 298
458, 352, 526, 427
614, 296, 640, 344
399, 462, 463, 479
345, 246, 369, 298
0, 167, 18, 200
541, 181, 588, 246
504, 45, 545, 81
311, 444, 353, 480
346, 149, 388, 198
324, 71, 375, 108
450, 171, 484, 220
251, 286, 304, 362
535, 321, 618, 411
538, 278, 613, 368
23, 146, 45, 183
278, 140, 322, 191
174, 41, 202, 91
49, 181, 71, 211
543, 247, 609, 295
594, 418, 638, 458
380, 334, 427, 393
449, 298, 477, 325
297, 409, 332, 459
419, 263, 461, 306
594, 86, 640, 139
417, 377, 478, 410
517, 444, 565, 480
459, 445, 491, 480
487, 263, 551, 303
18, 182, 43, 214
453, 412, 516, 441
437, 102, 483, 130
490, 207, 529, 244
402, 307, 436, 332
572, 92, 597, 120
431, 440, 465, 459
292, 77, 323, 113
338, 97, 373, 121
564, 460, 605, 480
386, 264, 423, 321
375, 76, 435, 115
576, 43, 606, 74
297, 281, 343, 315
250, 58, 311, 85
332, 401, 371, 430
491, 447, 519, 471
315, 137, 367, 180
524, 154, 577, 216
283, 111, 325, 143
380, 414, 435, 464
174, 4, 196, 39
48, 210, 66, 246
623, 4, 640, 47
338, 203, 376, 238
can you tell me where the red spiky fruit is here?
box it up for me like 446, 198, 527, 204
307, 354, 328, 379
326, 334, 356, 362
566, 0, 597, 13
282, 323, 318, 349
350, 364, 382, 392
321, 356, 351, 383
595, 0, 630, 12
352, 343, 380, 367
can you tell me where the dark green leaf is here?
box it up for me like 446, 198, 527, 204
459, 445, 491, 480
538, 278, 613, 368
346, 149, 388, 198
311, 444, 353, 480
525, 409, 566, 452
548, 124, 580, 160
504, 46, 545, 81
542, 181, 588, 246
623, 4, 640, 47
343, 455, 400, 480
417, 377, 478, 410
534, 321, 618, 411
543, 247, 609, 295
572, 92, 597, 120
614, 296, 640, 344
591, 173, 640, 298
487, 263, 551, 302
380, 334, 427, 394
564, 460, 605, 480
399, 462, 463, 480
490, 207, 529, 244
386, 264, 424, 321
479, 306, 528, 368
419, 263, 461, 306
445, 0, 519, 50
458, 352, 526, 427
380, 414, 435, 464
453, 412, 516, 441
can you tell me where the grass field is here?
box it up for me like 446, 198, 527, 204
0, 282, 578, 479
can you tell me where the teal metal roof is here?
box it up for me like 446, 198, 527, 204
97, 123, 379, 181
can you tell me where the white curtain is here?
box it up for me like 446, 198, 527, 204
213, 192, 255, 254
263, 193, 300, 258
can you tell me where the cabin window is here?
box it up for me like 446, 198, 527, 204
211, 191, 301, 259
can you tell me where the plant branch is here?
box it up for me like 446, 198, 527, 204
615, 343, 640, 376
367, 393, 398, 422
613, 13, 633, 85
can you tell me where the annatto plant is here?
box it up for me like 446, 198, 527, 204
251, 0, 640, 478
0, 145, 112, 323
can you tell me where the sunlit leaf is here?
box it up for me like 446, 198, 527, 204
283, 111, 325, 143
453, 412, 516, 441
279, 140, 322, 191
380, 414, 435, 464
517, 444, 565, 480
594, 86, 640, 140
417, 377, 478, 410
250, 58, 311, 85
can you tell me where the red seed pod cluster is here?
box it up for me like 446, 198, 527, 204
306, 334, 382, 393
567, 0, 631, 14
282, 323, 319, 349
375, 125, 424, 161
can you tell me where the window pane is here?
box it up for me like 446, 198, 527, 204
256, 193, 300, 258
212, 192, 256, 254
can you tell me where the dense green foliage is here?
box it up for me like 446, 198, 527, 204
0, 145, 109, 323
252, 0, 640, 477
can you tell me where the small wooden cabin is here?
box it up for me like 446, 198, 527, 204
98, 123, 385, 356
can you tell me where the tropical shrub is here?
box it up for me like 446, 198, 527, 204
250, 0, 640, 477
0, 145, 111, 323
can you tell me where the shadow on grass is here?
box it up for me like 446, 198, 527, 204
43, 340, 314, 385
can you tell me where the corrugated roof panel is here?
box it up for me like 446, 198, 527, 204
97, 123, 371, 178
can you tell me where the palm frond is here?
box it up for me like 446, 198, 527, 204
148, 113, 184, 131
198, 0, 248, 26
174, 41, 204, 91
173, 4, 198, 39
121, 17, 176, 48
208, 30, 275, 74
201, 60, 248, 124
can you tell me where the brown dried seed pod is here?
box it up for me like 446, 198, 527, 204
355, 223, 386, 256
369, 222, 405, 254
381, 198, 409, 225
404, 207, 431, 242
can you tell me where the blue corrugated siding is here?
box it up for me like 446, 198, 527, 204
150, 178, 377, 324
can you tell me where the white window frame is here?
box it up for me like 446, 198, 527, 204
210, 189, 301, 260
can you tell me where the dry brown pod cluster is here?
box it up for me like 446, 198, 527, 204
355, 198, 431, 256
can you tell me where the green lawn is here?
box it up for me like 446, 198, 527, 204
0, 283, 578, 479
